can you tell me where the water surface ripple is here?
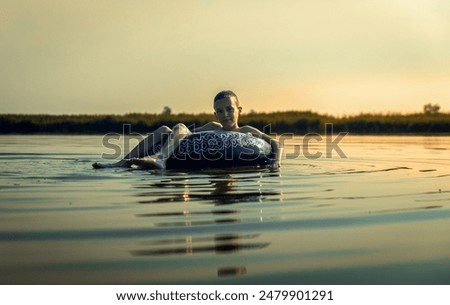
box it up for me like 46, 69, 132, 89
0, 135, 449, 284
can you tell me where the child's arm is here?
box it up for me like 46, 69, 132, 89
194, 122, 223, 132
261, 133, 281, 168
238, 126, 282, 167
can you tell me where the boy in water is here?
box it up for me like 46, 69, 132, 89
92, 90, 281, 169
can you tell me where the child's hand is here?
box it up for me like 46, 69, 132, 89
270, 161, 280, 169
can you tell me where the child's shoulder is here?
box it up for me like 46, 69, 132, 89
205, 122, 223, 129
235, 125, 262, 134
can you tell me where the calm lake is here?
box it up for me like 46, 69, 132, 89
0, 135, 449, 284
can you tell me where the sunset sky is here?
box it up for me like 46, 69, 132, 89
1, 0, 449, 115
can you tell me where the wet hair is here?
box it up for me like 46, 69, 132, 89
213, 90, 240, 107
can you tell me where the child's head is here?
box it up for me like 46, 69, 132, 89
213, 90, 240, 108
213, 90, 242, 130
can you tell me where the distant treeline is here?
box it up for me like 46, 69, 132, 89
0, 111, 449, 134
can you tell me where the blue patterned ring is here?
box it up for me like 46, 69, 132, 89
165, 131, 275, 169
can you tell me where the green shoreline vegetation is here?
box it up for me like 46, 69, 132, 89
0, 111, 449, 135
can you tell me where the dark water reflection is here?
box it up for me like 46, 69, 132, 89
131, 234, 269, 256
130, 170, 280, 278
1, 135, 450, 284
134, 171, 281, 205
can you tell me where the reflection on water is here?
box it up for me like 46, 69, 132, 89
131, 171, 279, 278
131, 234, 269, 256
217, 266, 247, 277
135, 172, 282, 205
0, 135, 449, 284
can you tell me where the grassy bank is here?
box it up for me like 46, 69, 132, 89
0, 111, 449, 134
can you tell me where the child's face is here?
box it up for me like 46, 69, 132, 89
214, 96, 241, 130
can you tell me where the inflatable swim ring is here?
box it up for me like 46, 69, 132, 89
153, 131, 275, 170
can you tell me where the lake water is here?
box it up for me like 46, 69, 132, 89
0, 135, 449, 284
